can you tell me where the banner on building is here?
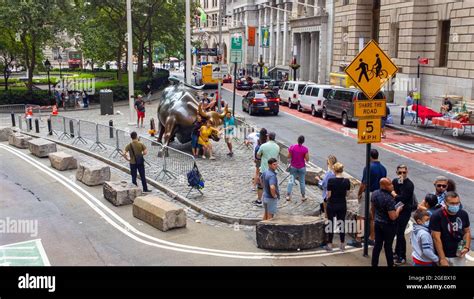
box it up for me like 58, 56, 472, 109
248, 26, 256, 46
261, 27, 270, 48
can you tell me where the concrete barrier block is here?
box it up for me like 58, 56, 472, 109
76, 162, 111, 186
133, 195, 186, 231
48, 151, 77, 171
8, 133, 32, 149
103, 181, 142, 206
256, 214, 325, 250
305, 166, 325, 185
0, 127, 14, 142
28, 138, 57, 158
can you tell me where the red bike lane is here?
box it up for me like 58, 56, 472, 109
222, 84, 474, 181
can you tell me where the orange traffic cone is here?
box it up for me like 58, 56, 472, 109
52, 105, 58, 115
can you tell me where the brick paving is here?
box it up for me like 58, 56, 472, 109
18, 95, 358, 224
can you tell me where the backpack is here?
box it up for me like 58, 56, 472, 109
187, 163, 204, 189
254, 144, 261, 161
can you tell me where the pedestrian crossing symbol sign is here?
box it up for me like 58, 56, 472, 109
345, 40, 398, 99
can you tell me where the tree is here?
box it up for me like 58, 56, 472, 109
0, 28, 22, 90
0, 0, 69, 92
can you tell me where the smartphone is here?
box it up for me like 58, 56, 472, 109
395, 201, 404, 209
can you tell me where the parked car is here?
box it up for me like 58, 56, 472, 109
268, 80, 282, 93
322, 88, 386, 126
223, 74, 232, 83
252, 79, 271, 89
236, 77, 253, 90
298, 84, 342, 116
278, 81, 314, 109
242, 90, 280, 116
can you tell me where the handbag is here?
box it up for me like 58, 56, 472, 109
129, 143, 145, 165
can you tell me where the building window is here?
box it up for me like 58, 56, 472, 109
343, 0, 349, 5
438, 20, 450, 67
212, 0, 217, 8
390, 23, 399, 58
203, 0, 208, 9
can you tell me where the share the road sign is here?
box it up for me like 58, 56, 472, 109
345, 40, 398, 100
354, 100, 387, 118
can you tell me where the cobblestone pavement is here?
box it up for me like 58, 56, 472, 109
22, 97, 340, 222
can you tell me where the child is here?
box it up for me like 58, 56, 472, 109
410, 209, 439, 266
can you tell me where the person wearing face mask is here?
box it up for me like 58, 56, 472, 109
433, 176, 449, 205
391, 165, 415, 265
430, 191, 471, 266
411, 210, 439, 266
370, 178, 403, 267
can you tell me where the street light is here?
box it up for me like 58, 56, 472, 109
258, 54, 265, 79
58, 54, 62, 78
44, 59, 52, 103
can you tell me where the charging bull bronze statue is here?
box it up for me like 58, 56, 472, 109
156, 78, 229, 147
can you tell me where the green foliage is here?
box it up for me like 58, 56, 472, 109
0, 90, 52, 106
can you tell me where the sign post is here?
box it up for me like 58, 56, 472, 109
345, 40, 398, 257
230, 35, 243, 117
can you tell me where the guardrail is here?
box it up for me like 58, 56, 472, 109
0, 104, 26, 114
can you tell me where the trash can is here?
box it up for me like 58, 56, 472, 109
100, 89, 114, 115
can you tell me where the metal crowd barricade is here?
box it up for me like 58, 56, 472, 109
111, 129, 130, 159
50, 115, 69, 139
0, 104, 26, 114
77, 120, 106, 151
138, 136, 164, 172
97, 123, 118, 150
157, 145, 195, 181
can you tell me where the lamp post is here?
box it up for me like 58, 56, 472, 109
258, 54, 264, 79
58, 54, 62, 79
44, 59, 52, 103
289, 56, 300, 80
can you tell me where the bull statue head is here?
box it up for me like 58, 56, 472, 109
198, 103, 230, 142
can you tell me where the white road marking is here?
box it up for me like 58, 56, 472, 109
36, 239, 51, 266
0, 144, 364, 260
385, 143, 447, 153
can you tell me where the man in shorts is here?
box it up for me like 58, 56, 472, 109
261, 158, 280, 220
223, 111, 235, 157
134, 95, 146, 128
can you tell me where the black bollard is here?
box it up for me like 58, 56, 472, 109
11, 113, 15, 127
69, 120, 75, 137
47, 118, 52, 135
35, 119, 40, 133
400, 107, 405, 125
28, 118, 32, 131
109, 120, 114, 138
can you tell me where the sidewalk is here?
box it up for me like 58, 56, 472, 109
387, 104, 474, 150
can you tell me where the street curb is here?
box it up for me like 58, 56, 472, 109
386, 123, 474, 151
16, 130, 262, 226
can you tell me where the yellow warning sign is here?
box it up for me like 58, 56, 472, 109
358, 118, 381, 144
354, 100, 387, 118
345, 40, 398, 100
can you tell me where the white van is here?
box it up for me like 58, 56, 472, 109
278, 81, 314, 109
298, 84, 342, 116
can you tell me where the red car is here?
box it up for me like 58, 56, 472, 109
223, 74, 232, 83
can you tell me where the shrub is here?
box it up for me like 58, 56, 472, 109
0, 90, 54, 106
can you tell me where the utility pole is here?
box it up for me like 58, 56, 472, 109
185, 0, 192, 85
216, 0, 225, 112
126, 0, 135, 125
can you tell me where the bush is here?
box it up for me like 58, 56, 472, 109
0, 90, 54, 106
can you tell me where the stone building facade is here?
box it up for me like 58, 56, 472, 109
332, 0, 474, 107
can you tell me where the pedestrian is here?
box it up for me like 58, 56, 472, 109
391, 164, 415, 265
201, 92, 211, 111
253, 129, 268, 207
122, 131, 151, 193
54, 89, 62, 108
371, 178, 403, 267
198, 119, 221, 160
433, 176, 449, 205
223, 111, 235, 157
381, 104, 390, 138
406, 91, 414, 110
191, 114, 204, 158
261, 158, 280, 220
256, 132, 280, 204
134, 95, 146, 128
324, 162, 350, 252
82, 90, 89, 108
411, 209, 439, 266
318, 155, 338, 219
447, 179, 456, 192
75, 91, 80, 108
244, 129, 262, 191
286, 135, 309, 202
430, 191, 471, 266
418, 193, 442, 216
350, 149, 387, 248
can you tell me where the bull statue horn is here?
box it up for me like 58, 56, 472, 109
198, 103, 208, 118
219, 105, 229, 119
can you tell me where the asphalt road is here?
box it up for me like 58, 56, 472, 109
216, 87, 474, 224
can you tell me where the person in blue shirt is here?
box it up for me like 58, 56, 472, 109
223, 111, 235, 157
349, 149, 387, 248
406, 91, 414, 108
318, 155, 338, 219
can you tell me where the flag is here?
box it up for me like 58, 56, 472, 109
198, 7, 207, 23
